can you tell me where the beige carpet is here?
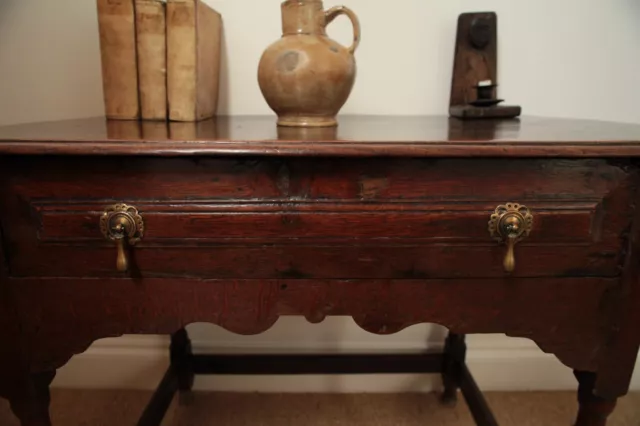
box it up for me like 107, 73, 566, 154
0, 390, 638, 425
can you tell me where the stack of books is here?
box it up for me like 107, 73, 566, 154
97, 0, 222, 122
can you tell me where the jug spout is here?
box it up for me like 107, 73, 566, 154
281, 0, 326, 35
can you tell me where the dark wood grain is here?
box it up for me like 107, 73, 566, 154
2, 157, 629, 201
36, 208, 597, 242
0, 157, 632, 281
0, 116, 639, 157
592, 175, 640, 398
5, 277, 616, 373
6, 244, 622, 279
1, 116, 639, 425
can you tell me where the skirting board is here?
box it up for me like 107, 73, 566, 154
52, 334, 640, 393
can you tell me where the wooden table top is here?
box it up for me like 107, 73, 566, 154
1, 115, 640, 157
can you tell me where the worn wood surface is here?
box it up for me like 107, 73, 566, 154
593, 173, 640, 397
0, 116, 640, 157
4, 277, 617, 373
0, 158, 632, 280
0, 117, 639, 425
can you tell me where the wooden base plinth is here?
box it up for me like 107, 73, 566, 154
277, 115, 338, 128
450, 105, 522, 120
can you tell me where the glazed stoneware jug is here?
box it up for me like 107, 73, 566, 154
258, 0, 360, 127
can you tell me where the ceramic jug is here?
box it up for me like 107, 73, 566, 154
258, 0, 360, 127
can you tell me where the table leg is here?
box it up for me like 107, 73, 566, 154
574, 371, 618, 426
441, 332, 466, 405
171, 328, 194, 392
8, 370, 56, 426
171, 328, 195, 406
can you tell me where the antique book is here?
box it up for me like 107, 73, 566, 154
97, 0, 140, 120
167, 0, 222, 122
135, 0, 168, 120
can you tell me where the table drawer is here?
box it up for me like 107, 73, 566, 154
0, 157, 634, 279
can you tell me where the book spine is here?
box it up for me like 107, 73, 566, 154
97, 0, 140, 120
195, 1, 222, 120
135, 0, 167, 121
166, 0, 197, 122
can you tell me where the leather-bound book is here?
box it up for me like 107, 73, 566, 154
167, 0, 222, 122
96, 0, 140, 120
135, 0, 168, 120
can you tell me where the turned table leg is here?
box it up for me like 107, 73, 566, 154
171, 328, 195, 406
8, 370, 56, 426
574, 371, 618, 426
441, 332, 466, 405
171, 328, 194, 393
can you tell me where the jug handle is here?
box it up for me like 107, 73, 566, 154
324, 6, 361, 55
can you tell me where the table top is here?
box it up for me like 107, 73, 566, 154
1, 115, 640, 157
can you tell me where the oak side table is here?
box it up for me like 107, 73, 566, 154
0, 116, 638, 426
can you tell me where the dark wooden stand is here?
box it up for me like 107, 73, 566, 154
1, 116, 636, 426
137, 329, 498, 426
138, 330, 619, 426
449, 12, 521, 119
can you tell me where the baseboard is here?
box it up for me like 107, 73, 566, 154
52, 334, 640, 393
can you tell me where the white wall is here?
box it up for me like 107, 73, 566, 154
1, 0, 639, 392
1, 0, 640, 125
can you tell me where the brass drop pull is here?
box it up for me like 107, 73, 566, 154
100, 204, 144, 272
503, 234, 517, 273
488, 203, 533, 274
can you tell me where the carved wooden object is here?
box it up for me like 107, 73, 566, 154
0, 116, 639, 426
449, 12, 521, 119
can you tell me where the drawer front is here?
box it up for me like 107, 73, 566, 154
0, 157, 634, 279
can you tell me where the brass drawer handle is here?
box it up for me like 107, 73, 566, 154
100, 204, 144, 272
488, 203, 533, 273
